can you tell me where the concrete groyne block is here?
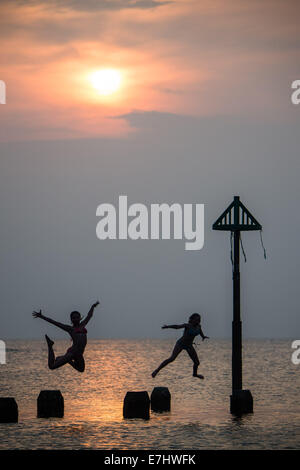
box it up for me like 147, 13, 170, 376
123, 391, 150, 420
151, 387, 171, 412
37, 390, 64, 418
0, 397, 18, 423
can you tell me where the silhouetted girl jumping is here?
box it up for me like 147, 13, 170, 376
152, 313, 209, 379
32, 301, 100, 373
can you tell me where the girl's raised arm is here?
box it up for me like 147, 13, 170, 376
32, 310, 71, 332
80, 301, 100, 327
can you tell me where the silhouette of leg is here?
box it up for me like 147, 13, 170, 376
51, 354, 74, 369
69, 355, 85, 373
45, 335, 74, 370
186, 346, 204, 379
45, 335, 55, 369
152, 343, 183, 377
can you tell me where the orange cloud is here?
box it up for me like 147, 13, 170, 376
0, 0, 298, 142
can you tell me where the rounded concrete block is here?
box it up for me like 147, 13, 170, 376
151, 387, 171, 412
123, 391, 150, 420
0, 397, 18, 423
37, 390, 64, 418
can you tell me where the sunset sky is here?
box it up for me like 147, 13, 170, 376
0, 1, 299, 339
1, 0, 299, 141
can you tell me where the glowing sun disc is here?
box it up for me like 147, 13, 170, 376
90, 69, 121, 95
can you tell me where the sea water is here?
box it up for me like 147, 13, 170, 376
0, 339, 299, 449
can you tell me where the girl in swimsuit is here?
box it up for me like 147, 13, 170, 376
32, 301, 100, 373
152, 313, 209, 379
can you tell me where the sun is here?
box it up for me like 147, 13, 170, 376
89, 69, 122, 96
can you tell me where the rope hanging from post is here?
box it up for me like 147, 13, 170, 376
230, 232, 233, 265
259, 230, 267, 259
230, 230, 266, 262
240, 232, 247, 263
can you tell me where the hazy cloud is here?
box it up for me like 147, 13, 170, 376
8, 0, 171, 11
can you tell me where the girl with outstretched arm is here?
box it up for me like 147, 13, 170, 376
32, 301, 100, 373
152, 313, 209, 379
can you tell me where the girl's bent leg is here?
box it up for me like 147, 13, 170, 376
187, 346, 204, 379
45, 335, 81, 371
69, 355, 85, 373
45, 335, 55, 369
51, 353, 74, 370
152, 343, 183, 377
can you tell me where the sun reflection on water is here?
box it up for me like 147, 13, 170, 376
0, 339, 299, 449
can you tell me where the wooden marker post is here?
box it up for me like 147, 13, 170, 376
213, 196, 263, 415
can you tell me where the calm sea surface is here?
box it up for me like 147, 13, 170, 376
0, 339, 299, 449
